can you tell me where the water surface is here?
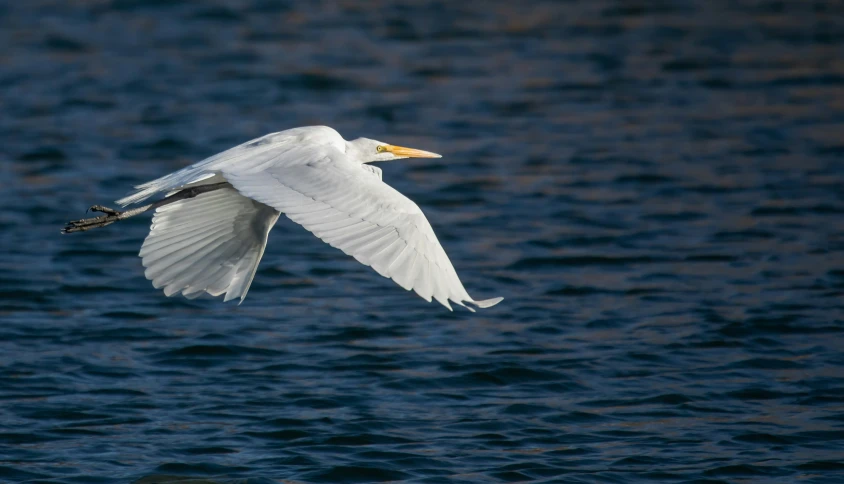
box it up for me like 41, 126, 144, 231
1, 1, 843, 482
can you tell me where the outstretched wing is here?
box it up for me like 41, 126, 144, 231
222, 153, 502, 311
140, 186, 280, 303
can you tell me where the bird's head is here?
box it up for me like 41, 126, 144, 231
347, 137, 442, 163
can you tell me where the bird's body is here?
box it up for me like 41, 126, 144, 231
69, 126, 501, 311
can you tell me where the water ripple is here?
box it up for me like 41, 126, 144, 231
0, 0, 843, 483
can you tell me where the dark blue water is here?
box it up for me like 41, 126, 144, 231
2, 1, 843, 483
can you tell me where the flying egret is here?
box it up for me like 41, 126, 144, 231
63, 126, 503, 311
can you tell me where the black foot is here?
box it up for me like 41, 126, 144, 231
62, 206, 125, 234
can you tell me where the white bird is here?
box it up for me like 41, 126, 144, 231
63, 126, 503, 311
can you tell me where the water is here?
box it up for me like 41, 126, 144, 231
1, 0, 843, 482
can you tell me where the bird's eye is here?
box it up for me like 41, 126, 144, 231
376, 145, 385, 153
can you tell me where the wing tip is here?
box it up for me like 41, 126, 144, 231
470, 296, 503, 309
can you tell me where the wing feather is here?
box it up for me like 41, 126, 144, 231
140, 187, 280, 302
221, 152, 501, 310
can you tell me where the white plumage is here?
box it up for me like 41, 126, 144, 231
139, 185, 279, 302
116, 126, 502, 311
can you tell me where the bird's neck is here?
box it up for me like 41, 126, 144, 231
344, 141, 368, 164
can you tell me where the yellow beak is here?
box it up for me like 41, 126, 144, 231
385, 145, 442, 158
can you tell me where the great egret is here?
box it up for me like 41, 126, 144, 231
64, 126, 502, 311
